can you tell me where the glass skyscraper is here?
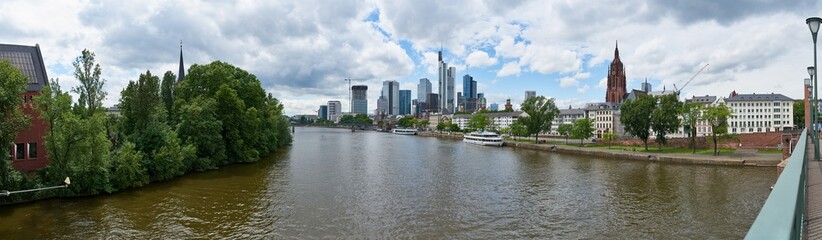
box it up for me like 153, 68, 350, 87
399, 90, 411, 115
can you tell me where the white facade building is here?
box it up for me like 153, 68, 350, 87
327, 100, 342, 122
721, 93, 794, 134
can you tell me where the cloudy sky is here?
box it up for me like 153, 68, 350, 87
3, 0, 821, 115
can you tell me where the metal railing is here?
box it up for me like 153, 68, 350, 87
746, 129, 807, 239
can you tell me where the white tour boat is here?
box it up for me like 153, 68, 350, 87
392, 128, 417, 135
463, 131, 504, 146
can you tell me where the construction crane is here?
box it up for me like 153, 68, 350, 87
344, 78, 367, 113
673, 63, 709, 96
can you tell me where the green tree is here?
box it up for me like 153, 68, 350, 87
511, 119, 527, 140
680, 102, 703, 153
176, 97, 225, 170
0, 60, 30, 191
557, 124, 572, 144
37, 88, 112, 195
702, 104, 732, 156
72, 49, 107, 116
160, 71, 176, 124
602, 131, 617, 149
108, 141, 148, 190
417, 119, 429, 131
519, 96, 560, 143
468, 113, 490, 132
620, 94, 655, 150
174, 61, 291, 166
448, 122, 461, 132
794, 100, 805, 129
397, 116, 415, 128
571, 118, 595, 146
120, 70, 163, 136
651, 94, 682, 149
436, 121, 446, 132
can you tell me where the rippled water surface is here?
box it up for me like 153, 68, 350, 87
0, 127, 775, 238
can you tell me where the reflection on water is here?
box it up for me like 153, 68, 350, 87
0, 127, 774, 238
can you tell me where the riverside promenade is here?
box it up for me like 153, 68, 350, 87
417, 132, 782, 167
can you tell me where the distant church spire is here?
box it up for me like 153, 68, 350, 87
177, 41, 185, 83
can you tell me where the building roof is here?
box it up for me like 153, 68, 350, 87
0, 43, 49, 91
559, 108, 585, 115
583, 102, 620, 111
686, 95, 717, 105
723, 93, 793, 102
453, 111, 526, 119
622, 89, 647, 102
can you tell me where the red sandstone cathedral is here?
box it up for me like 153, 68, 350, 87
605, 42, 626, 103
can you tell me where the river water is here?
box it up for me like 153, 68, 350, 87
0, 127, 775, 239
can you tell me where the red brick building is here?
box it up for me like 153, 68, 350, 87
606, 41, 627, 103
2, 43, 49, 171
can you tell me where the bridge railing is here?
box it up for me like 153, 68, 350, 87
746, 128, 807, 240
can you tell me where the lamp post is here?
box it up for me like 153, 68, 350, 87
807, 17, 821, 160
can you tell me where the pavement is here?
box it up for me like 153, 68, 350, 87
806, 141, 822, 239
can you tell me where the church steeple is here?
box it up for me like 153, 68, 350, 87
606, 41, 627, 103
177, 41, 185, 83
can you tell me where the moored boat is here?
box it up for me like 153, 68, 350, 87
463, 131, 504, 146
392, 128, 417, 135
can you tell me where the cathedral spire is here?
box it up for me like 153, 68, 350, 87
614, 40, 620, 59
177, 41, 185, 83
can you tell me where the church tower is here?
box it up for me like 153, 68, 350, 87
177, 41, 185, 83
606, 41, 626, 103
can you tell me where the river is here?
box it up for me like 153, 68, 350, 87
0, 127, 775, 239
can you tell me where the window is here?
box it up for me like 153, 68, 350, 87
28, 143, 37, 159
15, 143, 24, 160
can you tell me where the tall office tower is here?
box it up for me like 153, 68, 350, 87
411, 99, 419, 116
381, 80, 400, 115
463, 74, 475, 100
446, 66, 455, 113
399, 90, 411, 115
418, 78, 431, 103
457, 92, 464, 111
319, 105, 328, 120
327, 101, 341, 120
525, 91, 536, 100
641, 78, 652, 93
376, 96, 388, 115
438, 49, 456, 114
477, 93, 486, 110
427, 93, 440, 112
351, 85, 368, 114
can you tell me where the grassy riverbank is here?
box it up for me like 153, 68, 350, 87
417, 131, 781, 166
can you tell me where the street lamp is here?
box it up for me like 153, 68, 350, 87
807, 16, 821, 160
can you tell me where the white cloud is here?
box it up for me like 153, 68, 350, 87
576, 84, 590, 94
465, 51, 497, 68
497, 61, 521, 77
